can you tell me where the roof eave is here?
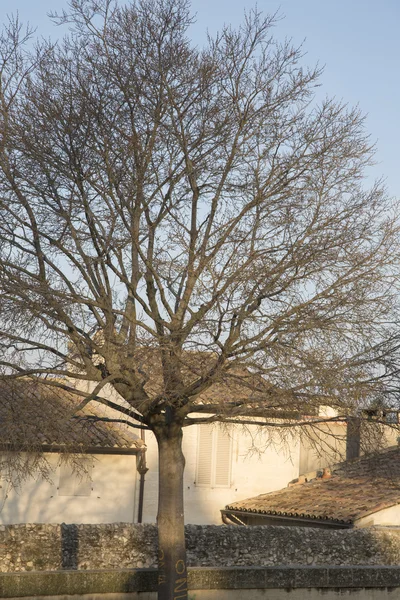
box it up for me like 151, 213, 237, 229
221, 508, 352, 529
0, 443, 140, 455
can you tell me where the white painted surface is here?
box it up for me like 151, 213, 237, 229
2, 376, 342, 526
141, 423, 301, 525
69, 378, 400, 526
0, 452, 137, 525
0, 422, 301, 525
355, 504, 400, 528
73, 380, 302, 525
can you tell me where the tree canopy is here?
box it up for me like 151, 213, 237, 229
0, 1, 399, 598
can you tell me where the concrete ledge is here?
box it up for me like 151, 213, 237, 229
0, 570, 158, 598
2, 567, 400, 598
190, 566, 400, 589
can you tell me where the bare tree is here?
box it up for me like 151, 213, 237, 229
0, 0, 399, 598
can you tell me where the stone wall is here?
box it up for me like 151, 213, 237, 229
2, 523, 400, 572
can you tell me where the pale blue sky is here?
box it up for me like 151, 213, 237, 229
1, 0, 398, 199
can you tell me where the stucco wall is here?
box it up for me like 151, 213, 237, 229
76, 381, 302, 525
142, 424, 300, 524
0, 453, 137, 525
356, 504, 400, 528
0, 425, 301, 527
2, 523, 400, 572
299, 423, 347, 474
71, 379, 400, 527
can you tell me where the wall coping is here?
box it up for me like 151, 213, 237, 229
2, 566, 400, 598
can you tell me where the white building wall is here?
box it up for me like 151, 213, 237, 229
72, 380, 302, 525
355, 504, 400, 528
0, 428, 300, 526
141, 423, 301, 525
0, 452, 137, 525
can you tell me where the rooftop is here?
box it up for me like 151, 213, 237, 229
0, 378, 141, 452
224, 446, 400, 526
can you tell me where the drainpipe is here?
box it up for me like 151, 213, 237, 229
136, 429, 148, 523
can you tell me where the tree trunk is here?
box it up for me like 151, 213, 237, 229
155, 425, 188, 600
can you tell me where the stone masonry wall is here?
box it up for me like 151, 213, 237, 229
2, 523, 400, 572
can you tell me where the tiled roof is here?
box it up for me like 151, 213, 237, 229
0, 379, 141, 451
225, 447, 400, 525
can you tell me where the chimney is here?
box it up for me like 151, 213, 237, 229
321, 467, 331, 479
288, 474, 307, 487
346, 416, 361, 460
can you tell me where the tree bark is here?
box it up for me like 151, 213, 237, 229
155, 425, 188, 600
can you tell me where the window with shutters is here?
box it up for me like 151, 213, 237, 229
58, 457, 93, 497
196, 424, 232, 487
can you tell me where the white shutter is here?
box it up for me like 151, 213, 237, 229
196, 424, 232, 488
58, 462, 76, 496
196, 424, 213, 485
74, 459, 93, 496
214, 426, 232, 487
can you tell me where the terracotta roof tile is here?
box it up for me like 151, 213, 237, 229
225, 447, 400, 524
0, 379, 140, 451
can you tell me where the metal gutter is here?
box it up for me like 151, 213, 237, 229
136, 429, 148, 523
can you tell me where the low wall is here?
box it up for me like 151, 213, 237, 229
2, 567, 400, 599
2, 523, 400, 572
